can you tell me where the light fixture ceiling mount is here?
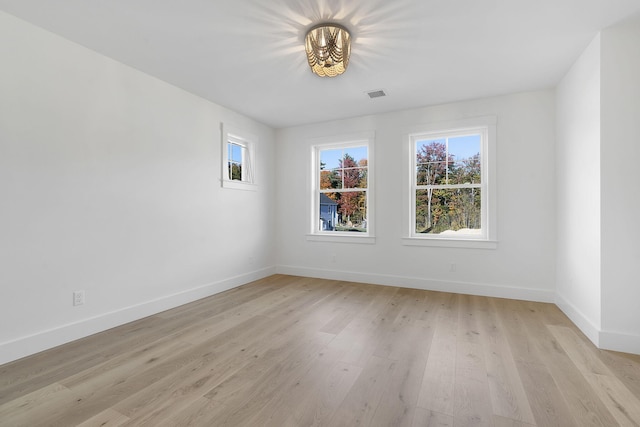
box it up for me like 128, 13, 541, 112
304, 23, 351, 78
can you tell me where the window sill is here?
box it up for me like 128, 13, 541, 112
307, 234, 376, 244
402, 237, 497, 249
221, 180, 257, 191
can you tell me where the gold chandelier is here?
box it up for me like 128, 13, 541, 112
304, 24, 351, 77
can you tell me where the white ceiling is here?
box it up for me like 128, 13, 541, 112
1, 0, 639, 128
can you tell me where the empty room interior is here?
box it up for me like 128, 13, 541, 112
1, 1, 640, 426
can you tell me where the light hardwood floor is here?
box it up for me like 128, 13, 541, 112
1, 275, 639, 426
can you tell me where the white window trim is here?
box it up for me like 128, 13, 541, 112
307, 131, 375, 244
221, 123, 257, 191
402, 116, 497, 249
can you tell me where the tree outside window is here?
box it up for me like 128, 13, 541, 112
318, 145, 368, 232
414, 133, 483, 236
228, 142, 244, 181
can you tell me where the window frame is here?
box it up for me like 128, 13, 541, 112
402, 117, 497, 249
307, 132, 375, 244
221, 123, 256, 191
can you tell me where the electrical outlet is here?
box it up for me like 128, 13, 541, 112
449, 263, 457, 272
331, 254, 337, 263
73, 290, 85, 306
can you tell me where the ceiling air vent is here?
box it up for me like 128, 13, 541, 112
366, 89, 387, 99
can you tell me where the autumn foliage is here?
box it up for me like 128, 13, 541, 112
320, 153, 368, 230
415, 140, 481, 233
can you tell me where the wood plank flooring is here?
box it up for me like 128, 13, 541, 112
1, 274, 639, 426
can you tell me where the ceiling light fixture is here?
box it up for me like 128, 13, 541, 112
304, 23, 351, 77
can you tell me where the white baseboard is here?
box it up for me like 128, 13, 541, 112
6, 266, 636, 365
281, 267, 639, 355
555, 293, 601, 347
599, 330, 640, 355
552, 294, 640, 355
276, 265, 556, 303
0, 266, 276, 366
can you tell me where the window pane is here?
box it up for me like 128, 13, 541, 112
320, 170, 338, 190
416, 162, 447, 185
229, 162, 242, 180
344, 146, 367, 165
229, 143, 243, 163
228, 142, 244, 181
415, 188, 481, 234
357, 168, 368, 188
319, 193, 339, 231
320, 148, 342, 170
342, 167, 367, 189
320, 146, 368, 190
448, 135, 481, 184
320, 191, 367, 232
416, 138, 449, 185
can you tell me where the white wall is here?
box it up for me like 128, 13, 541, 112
0, 11, 276, 364
276, 91, 556, 302
554, 14, 640, 355
600, 13, 640, 353
555, 35, 602, 344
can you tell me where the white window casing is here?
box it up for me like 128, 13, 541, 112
402, 116, 497, 249
307, 131, 375, 244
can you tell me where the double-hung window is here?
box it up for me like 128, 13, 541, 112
404, 117, 496, 248
309, 133, 374, 243
221, 124, 256, 190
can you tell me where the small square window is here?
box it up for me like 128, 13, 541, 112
221, 124, 256, 190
